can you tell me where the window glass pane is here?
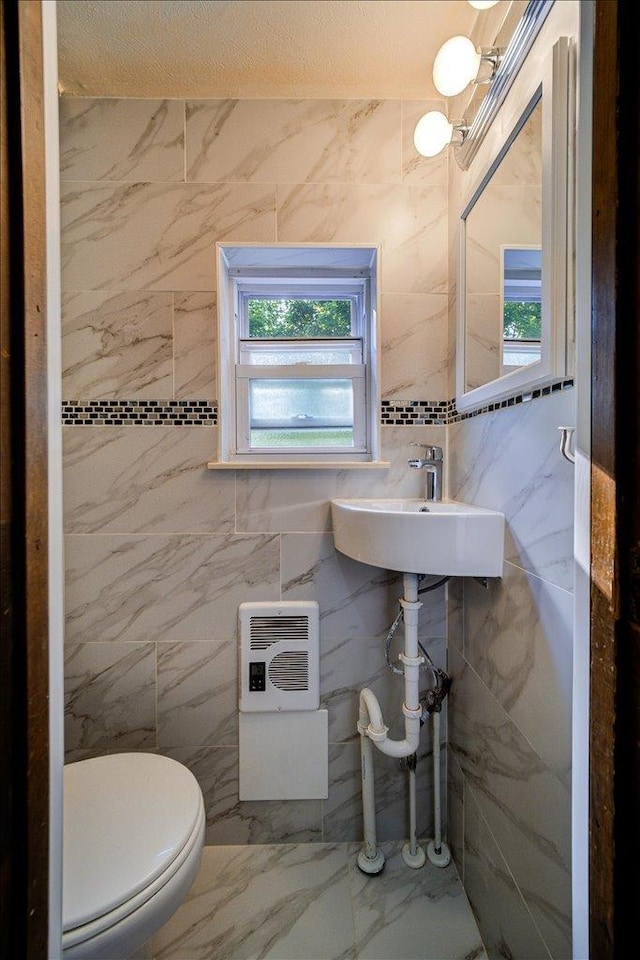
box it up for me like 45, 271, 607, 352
503, 341, 542, 367
247, 299, 352, 338
503, 301, 542, 341
241, 339, 362, 365
249, 379, 354, 448
250, 426, 354, 448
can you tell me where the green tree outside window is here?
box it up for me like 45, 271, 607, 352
503, 301, 542, 340
248, 299, 352, 338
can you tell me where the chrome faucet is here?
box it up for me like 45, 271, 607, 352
408, 443, 443, 501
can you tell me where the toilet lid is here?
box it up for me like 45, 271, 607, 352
63, 753, 204, 932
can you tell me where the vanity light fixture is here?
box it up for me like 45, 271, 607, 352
413, 0, 503, 159
413, 110, 468, 158
433, 35, 503, 97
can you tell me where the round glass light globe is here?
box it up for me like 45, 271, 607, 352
468, 1, 500, 10
413, 111, 454, 158
433, 35, 481, 97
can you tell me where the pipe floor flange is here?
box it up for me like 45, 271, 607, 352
426, 838, 451, 867
356, 847, 386, 875
401, 842, 426, 869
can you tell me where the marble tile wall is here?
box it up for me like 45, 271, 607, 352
444, 4, 578, 954
59, 95, 451, 845
446, 392, 575, 960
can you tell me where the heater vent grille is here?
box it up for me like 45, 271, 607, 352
269, 651, 309, 690
239, 601, 319, 712
249, 615, 310, 650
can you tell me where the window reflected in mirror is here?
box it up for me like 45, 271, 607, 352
502, 245, 542, 372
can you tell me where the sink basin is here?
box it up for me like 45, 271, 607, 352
330, 498, 505, 577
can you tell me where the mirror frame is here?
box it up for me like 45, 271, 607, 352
456, 36, 574, 413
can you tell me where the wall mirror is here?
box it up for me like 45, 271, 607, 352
456, 36, 574, 412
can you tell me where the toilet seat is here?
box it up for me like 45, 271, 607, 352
62, 753, 205, 958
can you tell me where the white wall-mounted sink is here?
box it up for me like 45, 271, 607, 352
331, 498, 505, 577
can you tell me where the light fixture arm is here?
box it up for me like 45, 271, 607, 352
451, 121, 470, 146
475, 46, 505, 85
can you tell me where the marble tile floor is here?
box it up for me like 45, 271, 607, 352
152, 840, 487, 960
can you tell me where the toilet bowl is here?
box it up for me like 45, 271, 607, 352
62, 753, 205, 960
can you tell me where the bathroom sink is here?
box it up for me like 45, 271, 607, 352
330, 498, 505, 577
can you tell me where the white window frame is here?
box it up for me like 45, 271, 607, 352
216, 245, 380, 465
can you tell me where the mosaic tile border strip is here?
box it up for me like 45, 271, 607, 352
380, 379, 574, 426
448, 378, 575, 423
62, 380, 573, 427
380, 399, 453, 426
62, 399, 218, 426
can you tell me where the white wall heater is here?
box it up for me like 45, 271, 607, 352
238, 600, 320, 713
238, 601, 327, 800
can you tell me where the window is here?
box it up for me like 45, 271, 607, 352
217, 246, 379, 464
501, 245, 542, 371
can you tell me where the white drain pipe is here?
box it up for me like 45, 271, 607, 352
358, 732, 385, 873
426, 710, 451, 867
356, 573, 426, 874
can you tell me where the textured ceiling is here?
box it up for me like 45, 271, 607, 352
56, 0, 481, 99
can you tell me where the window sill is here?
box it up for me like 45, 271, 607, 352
206, 460, 391, 471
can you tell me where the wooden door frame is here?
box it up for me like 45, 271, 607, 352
0, 1, 50, 956
590, 0, 640, 956
0, 1, 638, 957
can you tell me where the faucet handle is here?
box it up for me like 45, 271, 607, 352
409, 442, 443, 461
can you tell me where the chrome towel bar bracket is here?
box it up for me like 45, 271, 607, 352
558, 426, 576, 464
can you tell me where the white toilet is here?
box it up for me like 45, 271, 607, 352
62, 752, 205, 960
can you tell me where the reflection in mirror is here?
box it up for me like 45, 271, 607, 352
464, 96, 542, 393
502, 245, 542, 372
